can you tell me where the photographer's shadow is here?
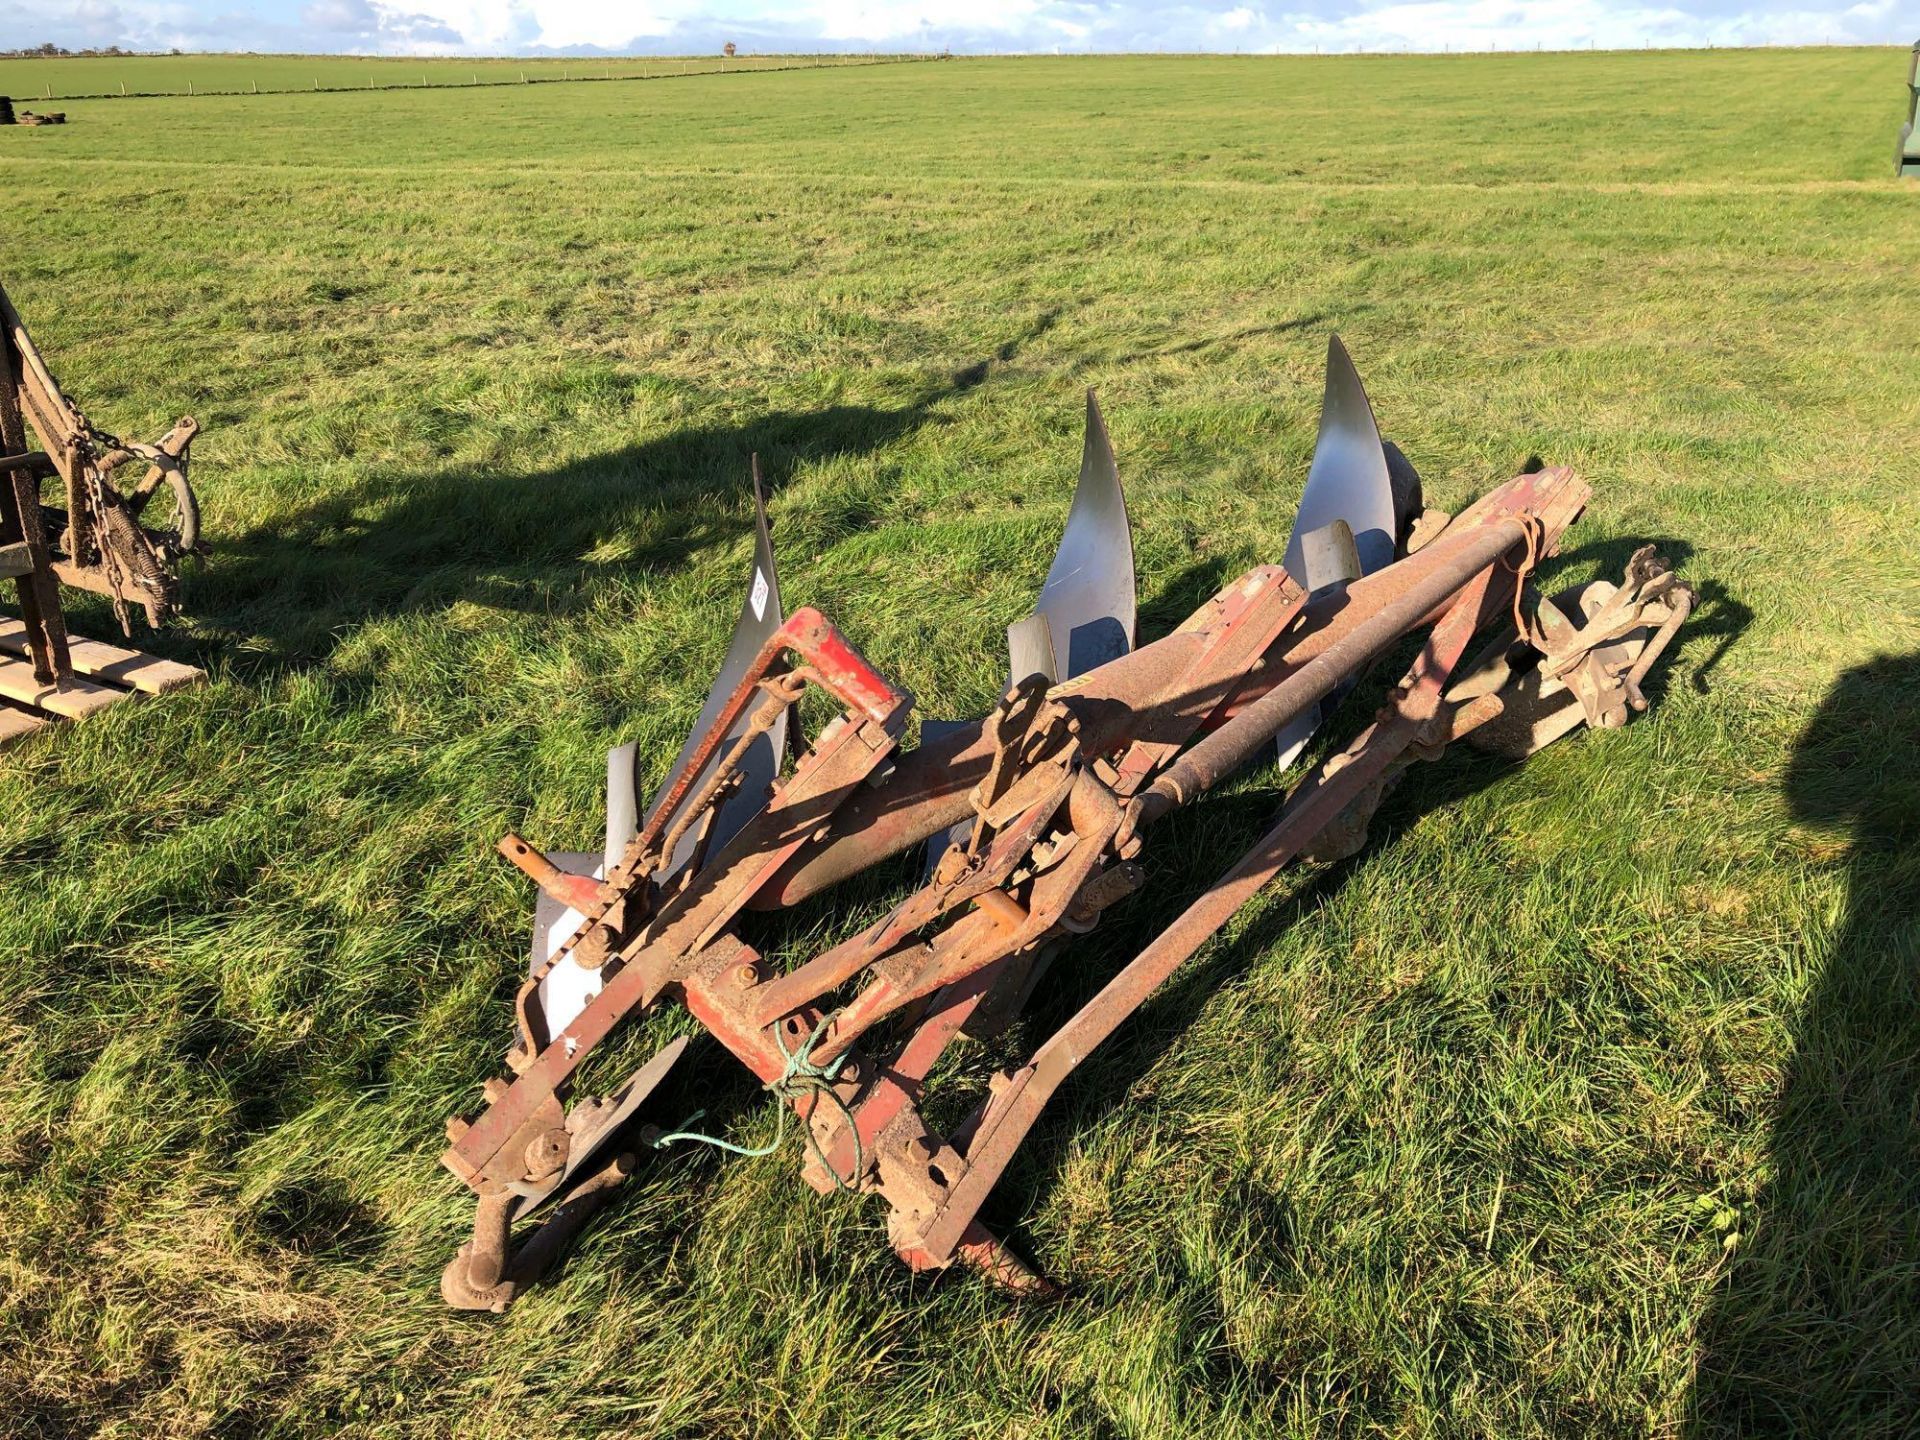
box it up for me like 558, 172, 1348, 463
1691, 652, 1920, 1435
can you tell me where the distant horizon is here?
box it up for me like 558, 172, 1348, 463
3, 41, 1908, 61
6, 1, 1910, 66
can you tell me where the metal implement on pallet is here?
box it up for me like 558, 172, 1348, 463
0, 279, 205, 740
0, 97, 67, 127
439, 337, 1694, 1310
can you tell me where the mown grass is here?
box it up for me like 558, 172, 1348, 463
0, 48, 1916, 1439
0, 51, 910, 98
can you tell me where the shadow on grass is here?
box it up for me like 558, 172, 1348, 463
974, 741, 1492, 1270
168, 302, 1382, 678
1690, 651, 1920, 1436
962, 533, 1753, 1278
192, 395, 936, 670
1113, 309, 1348, 365
188, 319, 1085, 672
960, 537, 1758, 1267
1533, 531, 1750, 697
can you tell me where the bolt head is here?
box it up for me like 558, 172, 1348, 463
523, 1131, 568, 1179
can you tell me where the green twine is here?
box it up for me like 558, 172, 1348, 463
646, 1011, 865, 1192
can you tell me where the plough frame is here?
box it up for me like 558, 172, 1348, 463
440, 345, 1694, 1310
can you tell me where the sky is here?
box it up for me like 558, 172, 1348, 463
5, 0, 1908, 58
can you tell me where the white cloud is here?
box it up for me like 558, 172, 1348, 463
296, 0, 460, 48
1255, 0, 1903, 53
373, 0, 521, 49
7, 0, 1912, 56
806, 0, 1043, 42
525, 0, 676, 47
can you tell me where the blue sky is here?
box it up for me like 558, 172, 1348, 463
7, 0, 1907, 57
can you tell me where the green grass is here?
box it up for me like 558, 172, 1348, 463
0, 51, 911, 98
1, 48, 1916, 1439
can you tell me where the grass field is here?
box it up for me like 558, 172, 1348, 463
1, 47, 1916, 1440
0, 51, 908, 98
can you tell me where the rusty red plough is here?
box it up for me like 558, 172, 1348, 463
0, 279, 206, 740
440, 337, 1693, 1309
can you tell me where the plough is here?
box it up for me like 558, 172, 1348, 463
0, 279, 205, 739
440, 337, 1693, 1310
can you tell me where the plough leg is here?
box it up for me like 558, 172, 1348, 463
0, 320, 68, 683
442, 1152, 639, 1313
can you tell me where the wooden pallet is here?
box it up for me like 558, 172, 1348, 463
0, 617, 204, 744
